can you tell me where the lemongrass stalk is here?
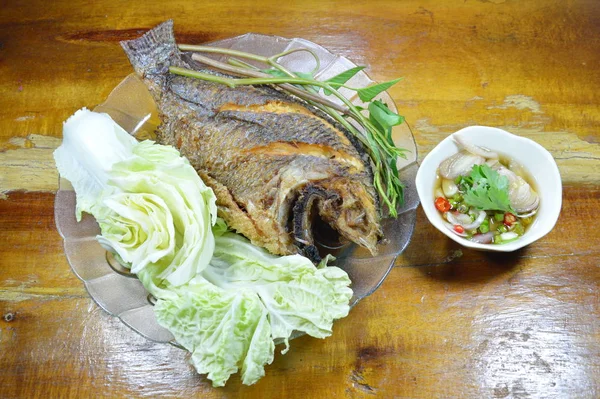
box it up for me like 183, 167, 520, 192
189, 53, 349, 115
178, 45, 268, 63
179, 45, 320, 77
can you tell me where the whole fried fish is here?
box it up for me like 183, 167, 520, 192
120, 21, 382, 261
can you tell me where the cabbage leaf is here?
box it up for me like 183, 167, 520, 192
54, 108, 217, 285
154, 232, 352, 387
55, 109, 353, 388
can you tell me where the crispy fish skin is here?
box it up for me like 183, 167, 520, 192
121, 20, 382, 261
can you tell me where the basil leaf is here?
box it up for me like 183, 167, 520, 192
356, 78, 403, 102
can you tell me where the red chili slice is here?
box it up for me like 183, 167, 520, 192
435, 197, 451, 212
504, 212, 517, 226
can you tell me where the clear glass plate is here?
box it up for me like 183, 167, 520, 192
55, 33, 419, 344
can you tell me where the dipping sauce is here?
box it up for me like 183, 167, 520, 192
433, 138, 539, 245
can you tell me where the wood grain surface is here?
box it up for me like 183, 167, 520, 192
1, 1, 599, 398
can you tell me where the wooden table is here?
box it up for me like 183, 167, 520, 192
1, 1, 599, 398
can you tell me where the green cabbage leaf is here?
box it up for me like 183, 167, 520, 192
153, 231, 352, 387
54, 109, 353, 387
53, 108, 217, 285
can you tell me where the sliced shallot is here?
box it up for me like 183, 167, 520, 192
471, 232, 494, 244
445, 211, 471, 225
497, 167, 540, 213
517, 209, 538, 218
443, 221, 468, 237
454, 135, 499, 159
446, 210, 486, 230
438, 151, 485, 179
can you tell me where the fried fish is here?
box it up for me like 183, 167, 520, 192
120, 21, 382, 261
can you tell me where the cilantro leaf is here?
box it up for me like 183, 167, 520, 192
462, 164, 514, 213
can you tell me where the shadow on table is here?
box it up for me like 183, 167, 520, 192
400, 236, 529, 285
396, 208, 531, 284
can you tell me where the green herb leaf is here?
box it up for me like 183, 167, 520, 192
323, 66, 365, 95
462, 164, 514, 213
356, 78, 403, 102
368, 100, 404, 145
325, 66, 365, 85
368, 100, 404, 128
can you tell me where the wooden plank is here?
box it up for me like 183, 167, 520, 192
1, 187, 599, 397
1, 250, 598, 398
1, 1, 599, 192
2, 252, 599, 398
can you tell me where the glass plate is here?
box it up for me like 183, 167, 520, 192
55, 33, 419, 344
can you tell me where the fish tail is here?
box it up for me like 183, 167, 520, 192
120, 20, 181, 82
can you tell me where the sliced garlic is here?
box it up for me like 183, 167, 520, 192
442, 178, 458, 197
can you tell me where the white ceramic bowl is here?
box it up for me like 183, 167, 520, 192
415, 126, 562, 252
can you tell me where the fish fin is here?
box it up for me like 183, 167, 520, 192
198, 170, 296, 257
120, 20, 182, 81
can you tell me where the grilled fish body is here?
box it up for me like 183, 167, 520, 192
121, 21, 382, 261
